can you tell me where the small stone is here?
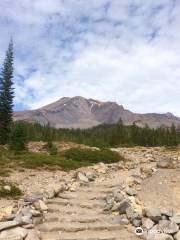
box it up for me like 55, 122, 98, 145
114, 192, 124, 202
142, 218, 155, 230
111, 202, 120, 212
126, 207, 140, 221
3, 185, 11, 191
126, 187, 137, 196
132, 219, 142, 227
44, 189, 55, 199
118, 200, 131, 214
38, 200, 48, 211
77, 172, 89, 183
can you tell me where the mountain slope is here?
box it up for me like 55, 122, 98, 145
14, 96, 180, 129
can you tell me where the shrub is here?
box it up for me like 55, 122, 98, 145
63, 148, 123, 164
0, 182, 23, 198
44, 141, 58, 155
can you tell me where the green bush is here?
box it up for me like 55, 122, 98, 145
63, 148, 123, 164
9, 122, 27, 152
0, 182, 23, 198
44, 141, 58, 155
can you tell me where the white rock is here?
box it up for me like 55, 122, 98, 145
77, 172, 89, 183
38, 200, 48, 211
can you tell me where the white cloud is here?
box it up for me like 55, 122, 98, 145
0, 0, 180, 116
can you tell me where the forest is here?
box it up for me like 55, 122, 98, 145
12, 120, 180, 148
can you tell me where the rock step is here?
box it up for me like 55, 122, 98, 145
90, 183, 121, 188
48, 199, 105, 208
40, 229, 136, 240
58, 192, 106, 200
38, 222, 123, 232
77, 187, 116, 194
47, 205, 103, 214
44, 213, 116, 223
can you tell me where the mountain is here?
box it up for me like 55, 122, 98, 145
13, 96, 180, 129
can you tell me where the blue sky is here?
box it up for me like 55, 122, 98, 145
0, 0, 180, 116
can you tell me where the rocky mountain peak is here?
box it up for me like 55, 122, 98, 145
14, 96, 180, 129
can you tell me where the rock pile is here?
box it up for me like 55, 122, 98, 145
0, 184, 66, 240
104, 183, 180, 240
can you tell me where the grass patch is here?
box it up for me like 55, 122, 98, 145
0, 146, 124, 171
0, 181, 23, 198
63, 148, 123, 164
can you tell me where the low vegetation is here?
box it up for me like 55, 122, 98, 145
0, 146, 123, 172
63, 148, 123, 164
0, 181, 23, 198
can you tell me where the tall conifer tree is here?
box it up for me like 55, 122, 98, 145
0, 40, 14, 144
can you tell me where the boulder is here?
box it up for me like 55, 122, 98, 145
158, 220, 179, 234
145, 208, 162, 222
0, 221, 19, 231
26, 229, 40, 240
161, 208, 173, 217
147, 233, 173, 240
171, 214, 180, 224
157, 156, 175, 169
0, 227, 28, 239
174, 232, 180, 240
0, 206, 13, 221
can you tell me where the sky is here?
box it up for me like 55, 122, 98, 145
0, 0, 180, 116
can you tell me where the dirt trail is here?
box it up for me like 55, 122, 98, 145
138, 169, 180, 212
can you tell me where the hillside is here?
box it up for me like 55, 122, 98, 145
14, 96, 180, 129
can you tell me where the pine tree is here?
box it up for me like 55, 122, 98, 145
9, 122, 27, 152
0, 40, 14, 144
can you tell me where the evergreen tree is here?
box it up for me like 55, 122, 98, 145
0, 40, 14, 144
9, 122, 27, 152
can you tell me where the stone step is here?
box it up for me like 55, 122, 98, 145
44, 213, 118, 224
48, 199, 105, 208
48, 204, 103, 214
58, 192, 106, 201
40, 229, 135, 240
38, 222, 123, 233
77, 187, 115, 194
